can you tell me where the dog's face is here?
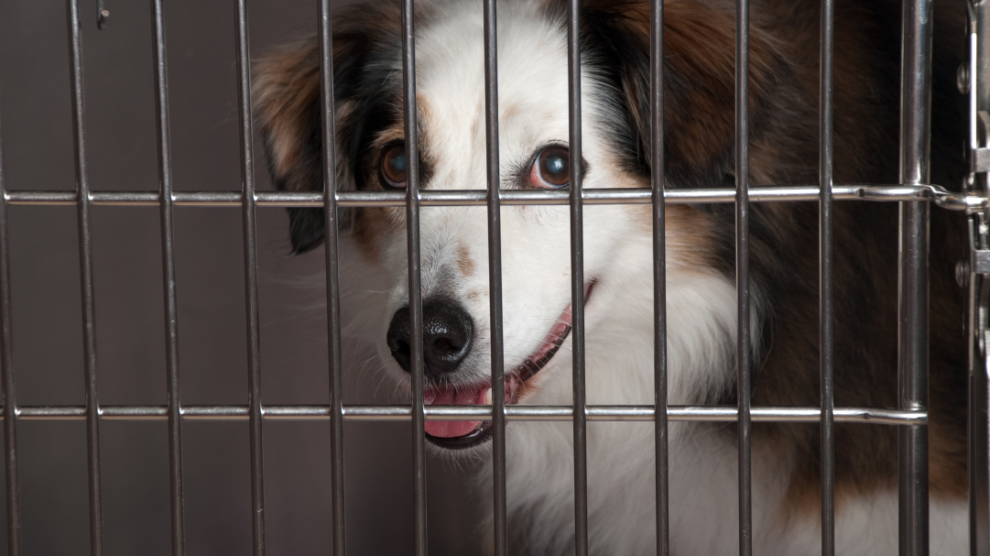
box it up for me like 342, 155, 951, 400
254, 0, 795, 450
366, 9, 646, 446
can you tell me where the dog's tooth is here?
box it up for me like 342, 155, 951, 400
485, 388, 493, 405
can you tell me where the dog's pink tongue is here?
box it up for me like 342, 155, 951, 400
423, 384, 488, 438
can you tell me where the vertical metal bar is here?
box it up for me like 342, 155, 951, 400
968, 4, 981, 178
66, 2, 105, 554
898, 206, 931, 556
566, 1, 588, 555
899, 0, 934, 188
0, 80, 22, 556
482, 1, 507, 555
232, 1, 266, 554
649, 0, 669, 554
819, 0, 836, 552
150, 1, 185, 554
399, 1, 427, 554
976, 0, 990, 143
898, 0, 932, 553
975, 326, 990, 556
734, 0, 753, 553
970, 4, 990, 555
316, 1, 346, 555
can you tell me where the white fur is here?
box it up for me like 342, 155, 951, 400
342, 1, 968, 554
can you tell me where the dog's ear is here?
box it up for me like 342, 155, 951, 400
578, 0, 800, 187
253, 3, 402, 254
254, 39, 325, 254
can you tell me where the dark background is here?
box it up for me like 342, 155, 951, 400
0, 0, 484, 554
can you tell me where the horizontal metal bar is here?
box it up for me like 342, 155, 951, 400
4, 184, 981, 210
0, 404, 926, 424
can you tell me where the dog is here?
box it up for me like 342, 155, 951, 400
253, 0, 969, 553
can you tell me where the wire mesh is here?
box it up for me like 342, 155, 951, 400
0, 0, 972, 553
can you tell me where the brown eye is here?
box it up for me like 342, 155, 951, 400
530, 146, 570, 189
380, 142, 407, 189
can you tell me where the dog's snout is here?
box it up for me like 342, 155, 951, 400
387, 300, 474, 378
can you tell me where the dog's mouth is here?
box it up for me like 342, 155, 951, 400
423, 282, 594, 450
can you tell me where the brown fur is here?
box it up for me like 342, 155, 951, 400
253, 0, 432, 254
457, 244, 477, 277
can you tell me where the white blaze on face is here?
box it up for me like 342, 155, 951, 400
366, 1, 737, 421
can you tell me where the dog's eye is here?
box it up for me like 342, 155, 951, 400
380, 143, 407, 189
530, 146, 570, 189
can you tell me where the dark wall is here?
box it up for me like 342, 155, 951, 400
0, 0, 482, 554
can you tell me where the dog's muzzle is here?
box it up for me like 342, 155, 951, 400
383, 283, 594, 449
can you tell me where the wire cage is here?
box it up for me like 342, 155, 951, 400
0, 0, 988, 554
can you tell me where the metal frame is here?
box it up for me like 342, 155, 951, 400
968, 0, 990, 555
0, 0, 984, 554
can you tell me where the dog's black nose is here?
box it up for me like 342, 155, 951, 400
387, 300, 474, 378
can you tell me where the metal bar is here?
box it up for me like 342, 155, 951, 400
970, 3, 990, 555
979, 0, 990, 131
566, 1, 588, 554
316, 1, 346, 554
968, 9, 979, 189
898, 0, 932, 552
975, 327, 990, 556
399, 0, 427, 554
734, 0, 753, 552
649, 0, 669, 553
232, 1, 266, 554
149, 1, 185, 554
899, 208, 931, 556
0, 70, 21, 556
819, 0, 835, 552
0, 404, 927, 424
482, 0, 507, 554
66, 1, 105, 554
5, 184, 982, 209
